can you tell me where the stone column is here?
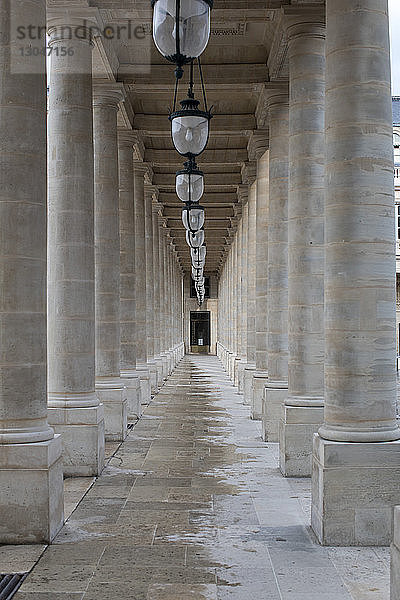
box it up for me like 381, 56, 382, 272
118, 131, 141, 420
93, 84, 127, 442
262, 84, 289, 442
244, 177, 257, 405
134, 162, 151, 403
279, 12, 325, 477
234, 211, 243, 384
47, 14, 104, 476
238, 198, 249, 391
153, 204, 164, 380
250, 137, 270, 420
159, 223, 169, 376
0, 0, 63, 543
144, 185, 158, 392
312, 0, 400, 547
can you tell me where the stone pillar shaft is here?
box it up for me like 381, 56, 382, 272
134, 164, 147, 366
145, 188, 154, 361
0, 0, 63, 543
118, 131, 141, 419
255, 151, 269, 372
47, 15, 104, 475
262, 86, 289, 441
280, 14, 326, 476
93, 85, 127, 442
312, 0, 400, 547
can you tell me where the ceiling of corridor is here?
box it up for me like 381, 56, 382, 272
58, 0, 314, 273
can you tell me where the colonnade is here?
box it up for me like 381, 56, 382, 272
217, 6, 400, 592
0, 3, 184, 544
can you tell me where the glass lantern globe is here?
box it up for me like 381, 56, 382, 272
170, 96, 211, 157
186, 229, 205, 248
191, 246, 206, 264
176, 161, 204, 203
152, 0, 213, 72
192, 267, 204, 281
182, 204, 205, 233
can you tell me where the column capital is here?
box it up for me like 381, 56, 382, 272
47, 9, 102, 45
247, 130, 269, 161
134, 161, 153, 184
241, 161, 257, 186
153, 201, 163, 215
256, 82, 289, 128
144, 184, 158, 201
93, 82, 126, 109
237, 184, 248, 206
282, 6, 325, 41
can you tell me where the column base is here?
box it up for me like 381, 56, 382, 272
0, 435, 64, 543
251, 371, 268, 420
237, 359, 247, 393
135, 365, 152, 405
160, 353, 169, 379
243, 364, 256, 405
48, 404, 105, 477
120, 371, 142, 420
279, 402, 324, 477
147, 360, 159, 393
153, 356, 165, 386
233, 356, 241, 386
262, 380, 288, 442
96, 378, 128, 442
228, 352, 236, 382
391, 506, 400, 599
311, 434, 400, 545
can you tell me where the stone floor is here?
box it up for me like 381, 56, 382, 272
4, 355, 391, 599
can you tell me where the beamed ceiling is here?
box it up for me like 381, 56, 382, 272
72, 0, 318, 273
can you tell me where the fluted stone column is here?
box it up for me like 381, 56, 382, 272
0, 0, 64, 543
262, 85, 289, 442
238, 198, 249, 391
47, 14, 104, 476
279, 13, 325, 477
93, 84, 127, 442
312, 0, 400, 547
144, 185, 158, 392
244, 179, 257, 405
153, 204, 164, 380
134, 162, 151, 403
118, 131, 141, 420
251, 144, 270, 420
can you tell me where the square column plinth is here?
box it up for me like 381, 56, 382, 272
0, 436, 64, 543
121, 373, 142, 421
262, 382, 288, 442
251, 371, 268, 420
243, 365, 256, 405
48, 405, 105, 477
96, 382, 128, 442
312, 435, 400, 546
391, 506, 400, 599
279, 405, 324, 477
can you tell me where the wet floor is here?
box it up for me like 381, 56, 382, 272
14, 355, 390, 599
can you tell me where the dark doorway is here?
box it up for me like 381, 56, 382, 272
190, 311, 211, 354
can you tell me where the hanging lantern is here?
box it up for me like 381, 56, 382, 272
176, 160, 204, 203
191, 246, 206, 264
152, 0, 213, 78
182, 204, 205, 233
192, 267, 203, 281
186, 228, 204, 248
170, 95, 211, 157
169, 58, 212, 157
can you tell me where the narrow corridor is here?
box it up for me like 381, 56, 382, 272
13, 356, 390, 600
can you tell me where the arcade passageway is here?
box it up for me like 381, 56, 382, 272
6, 357, 390, 600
